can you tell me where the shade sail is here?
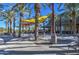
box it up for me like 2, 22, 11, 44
21, 14, 50, 23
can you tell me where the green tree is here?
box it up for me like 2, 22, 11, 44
65, 3, 79, 34
34, 3, 40, 40
12, 3, 31, 37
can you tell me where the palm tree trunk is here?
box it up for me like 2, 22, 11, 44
73, 17, 76, 35
18, 12, 22, 37
34, 3, 40, 40
6, 20, 8, 33
29, 26, 30, 33
74, 15, 76, 35
72, 10, 76, 35
43, 22, 45, 37
8, 21, 10, 33
50, 3, 57, 44
13, 17, 16, 37
10, 19, 12, 35
70, 19, 72, 34
60, 16, 62, 35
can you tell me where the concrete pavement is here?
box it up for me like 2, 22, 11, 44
0, 40, 78, 55
0, 34, 78, 55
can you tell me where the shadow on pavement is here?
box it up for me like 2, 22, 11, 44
0, 50, 78, 55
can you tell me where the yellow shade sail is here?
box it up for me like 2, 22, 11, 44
21, 14, 50, 23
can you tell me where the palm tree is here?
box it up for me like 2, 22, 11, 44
34, 3, 54, 41
49, 3, 65, 44
34, 3, 40, 40
19, 11, 22, 37
12, 3, 31, 37
58, 13, 65, 35
65, 3, 79, 35
13, 16, 16, 37
50, 3, 57, 44
9, 11, 15, 35
27, 3, 52, 41
12, 3, 26, 37
0, 11, 9, 33
1, 11, 12, 34
59, 10, 74, 34
6, 10, 15, 35
1, 9, 15, 35
5, 16, 10, 33
25, 3, 53, 41
0, 5, 10, 34
46, 3, 57, 44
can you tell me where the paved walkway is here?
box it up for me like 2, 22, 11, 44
0, 34, 78, 55
0, 40, 78, 55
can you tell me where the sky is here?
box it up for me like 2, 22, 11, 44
0, 3, 65, 29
